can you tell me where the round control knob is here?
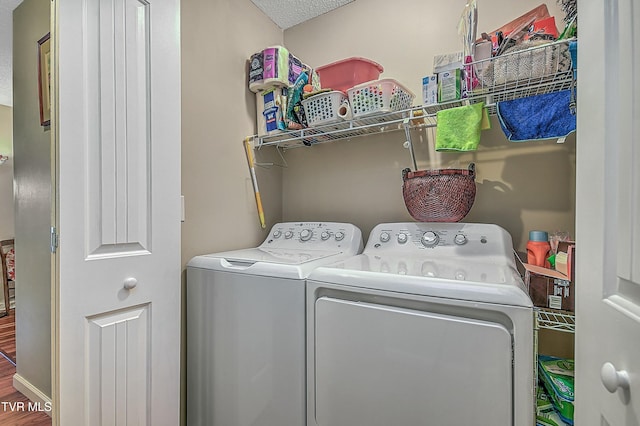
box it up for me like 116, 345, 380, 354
273, 230, 282, 238
284, 231, 293, 239
397, 233, 408, 244
335, 231, 345, 241
300, 229, 313, 241
421, 231, 439, 247
454, 234, 467, 245
321, 231, 331, 241
380, 232, 391, 243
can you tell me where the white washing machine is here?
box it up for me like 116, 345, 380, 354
186, 222, 363, 426
306, 222, 534, 426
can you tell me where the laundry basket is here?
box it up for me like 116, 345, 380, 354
402, 164, 476, 222
302, 91, 348, 126
347, 79, 414, 118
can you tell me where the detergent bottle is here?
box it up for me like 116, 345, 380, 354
527, 230, 551, 268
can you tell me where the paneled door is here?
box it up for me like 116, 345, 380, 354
54, 0, 181, 424
575, 0, 640, 424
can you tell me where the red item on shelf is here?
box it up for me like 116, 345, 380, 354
316, 57, 383, 93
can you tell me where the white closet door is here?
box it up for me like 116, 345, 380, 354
55, 0, 181, 423
575, 0, 640, 424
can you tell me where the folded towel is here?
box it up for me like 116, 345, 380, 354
436, 102, 487, 152
497, 90, 576, 142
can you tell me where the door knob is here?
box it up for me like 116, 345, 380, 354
123, 277, 138, 290
601, 362, 630, 393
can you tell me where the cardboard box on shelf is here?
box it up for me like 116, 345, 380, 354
554, 241, 575, 281
518, 240, 576, 312
438, 69, 462, 103
256, 86, 287, 137
524, 260, 575, 312
422, 75, 438, 105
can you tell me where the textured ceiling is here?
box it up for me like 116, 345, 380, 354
251, 0, 354, 29
0, 0, 23, 107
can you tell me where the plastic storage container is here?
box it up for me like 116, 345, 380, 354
316, 57, 384, 93
347, 79, 415, 118
302, 91, 349, 127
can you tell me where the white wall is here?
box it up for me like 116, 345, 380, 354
282, 0, 575, 251
12, 0, 51, 398
0, 105, 14, 240
181, 0, 285, 267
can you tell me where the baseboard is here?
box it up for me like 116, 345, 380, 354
12, 373, 53, 417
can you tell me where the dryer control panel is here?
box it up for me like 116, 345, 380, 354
366, 222, 516, 265
262, 222, 363, 253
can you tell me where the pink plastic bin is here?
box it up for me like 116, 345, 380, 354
316, 57, 384, 93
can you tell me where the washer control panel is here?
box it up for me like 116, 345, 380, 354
366, 222, 515, 261
262, 222, 363, 252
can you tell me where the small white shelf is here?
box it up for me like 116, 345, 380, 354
536, 307, 575, 333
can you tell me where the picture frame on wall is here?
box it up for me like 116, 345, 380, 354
37, 32, 51, 127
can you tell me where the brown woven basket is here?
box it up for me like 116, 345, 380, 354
402, 163, 476, 222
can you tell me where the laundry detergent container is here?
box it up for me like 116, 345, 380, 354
316, 57, 383, 92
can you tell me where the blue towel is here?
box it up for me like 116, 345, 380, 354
496, 90, 576, 142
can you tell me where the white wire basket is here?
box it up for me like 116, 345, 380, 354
301, 90, 348, 127
347, 79, 415, 118
469, 38, 574, 95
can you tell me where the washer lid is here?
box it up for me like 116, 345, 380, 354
307, 253, 532, 307
187, 247, 346, 279
211, 247, 342, 265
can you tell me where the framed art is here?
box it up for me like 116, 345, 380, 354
37, 32, 51, 127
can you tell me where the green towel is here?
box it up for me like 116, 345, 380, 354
436, 103, 487, 152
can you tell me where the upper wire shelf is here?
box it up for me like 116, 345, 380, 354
252, 38, 576, 150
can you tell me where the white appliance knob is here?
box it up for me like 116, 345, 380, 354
601, 362, 630, 393
300, 229, 313, 241
335, 231, 345, 241
273, 230, 282, 238
380, 232, 391, 243
397, 233, 408, 244
454, 234, 467, 245
284, 231, 293, 239
421, 231, 439, 247
321, 231, 331, 240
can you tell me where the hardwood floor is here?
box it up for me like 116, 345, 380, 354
0, 311, 16, 363
0, 311, 51, 425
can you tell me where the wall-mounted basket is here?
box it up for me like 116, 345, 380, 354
402, 163, 476, 222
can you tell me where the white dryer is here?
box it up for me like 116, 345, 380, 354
306, 222, 534, 426
186, 222, 363, 426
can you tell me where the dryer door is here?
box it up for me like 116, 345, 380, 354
313, 297, 513, 426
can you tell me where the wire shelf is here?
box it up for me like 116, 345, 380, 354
252, 38, 576, 149
255, 108, 438, 149
536, 307, 575, 333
